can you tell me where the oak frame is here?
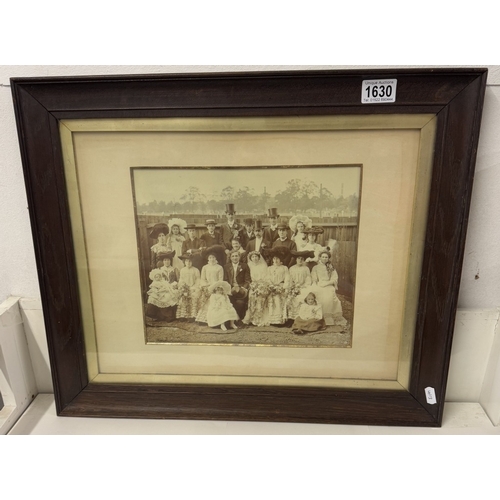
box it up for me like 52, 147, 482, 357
11, 68, 487, 426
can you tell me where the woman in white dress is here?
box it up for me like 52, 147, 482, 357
310, 251, 347, 326
287, 250, 313, 320
243, 251, 270, 326
167, 218, 187, 271
265, 247, 290, 325
289, 215, 312, 252
195, 245, 225, 324
303, 227, 326, 271
176, 254, 201, 319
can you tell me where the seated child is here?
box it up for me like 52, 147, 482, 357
206, 280, 239, 331
291, 292, 326, 335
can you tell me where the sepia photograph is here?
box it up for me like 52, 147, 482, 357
132, 165, 362, 347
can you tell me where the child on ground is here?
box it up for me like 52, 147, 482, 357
291, 292, 326, 335
206, 281, 239, 331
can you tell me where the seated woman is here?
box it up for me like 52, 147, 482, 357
303, 227, 326, 271
243, 251, 270, 327
195, 245, 225, 324
176, 254, 201, 320
265, 247, 290, 325
291, 292, 326, 335
158, 250, 180, 284
145, 267, 179, 322
310, 251, 347, 327
287, 250, 314, 320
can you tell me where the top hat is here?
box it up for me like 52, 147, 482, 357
149, 222, 169, 239
268, 208, 279, 218
254, 220, 263, 230
225, 203, 236, 214
243, 218, 254, 226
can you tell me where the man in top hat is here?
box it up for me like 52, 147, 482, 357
271, 221, 297, 267
220, 203, 242, 251
245, 220, 270, 255
263, 208, 280, 244
223, 249, 251, 321
200, 219, 223, 248
239, 218, 255, 249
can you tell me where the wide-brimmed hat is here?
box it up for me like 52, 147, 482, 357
205, 219, 217, 226
208, 280, 232, 295
225, 203, 236, 214
268, 208, 279, 218
149, 222, 169, 239
168, 218, 187, 234
289, 215, 313, 232
157, 250, 176, 262
290, 250, 315, 259
276, 222, 289, 230
269, 246, 290, 261
201, 245, 226, 264
186, 223, 197, 230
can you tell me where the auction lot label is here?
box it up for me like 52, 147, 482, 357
361, 79, 397, 103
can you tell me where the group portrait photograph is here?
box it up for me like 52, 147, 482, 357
132, 164, 361, 347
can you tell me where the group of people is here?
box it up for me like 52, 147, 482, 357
145, 204, 347, 334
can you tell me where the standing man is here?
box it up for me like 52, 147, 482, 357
181, 223, 203, 270
272, 222, 297, 267
220, 203, 242, 251
263, 208, 280, 244
245, 220, 270, 256
239, 218, 255, 249
223, 250, 251, 321
200, 219, 223, 248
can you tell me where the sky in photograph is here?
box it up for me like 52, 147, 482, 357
132, 165, 361, 205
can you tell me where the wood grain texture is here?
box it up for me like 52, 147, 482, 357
10, 68, 488, 426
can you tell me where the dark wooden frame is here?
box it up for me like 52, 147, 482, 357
11, 68, 487, 426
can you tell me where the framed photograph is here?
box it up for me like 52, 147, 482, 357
11, 68, 487, 426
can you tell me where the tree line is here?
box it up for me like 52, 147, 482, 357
137, 179, 359, 217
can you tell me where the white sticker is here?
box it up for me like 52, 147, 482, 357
424, 387, 437, 405
361, 79, 397, 103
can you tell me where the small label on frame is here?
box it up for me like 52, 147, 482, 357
424, 387, 437, 405
361, 79, 397, 103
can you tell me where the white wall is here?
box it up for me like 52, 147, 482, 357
1, 66, 500, 408
2, 64, 500, 307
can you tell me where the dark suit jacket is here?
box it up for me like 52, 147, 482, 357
245, 237, 271, 255
223, 262, 251, 298
181, 237, 202, 254
263, 226, 279, 244
199, 231, 223, 248
220, 222, 242, 249
239, 230, 255, 250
